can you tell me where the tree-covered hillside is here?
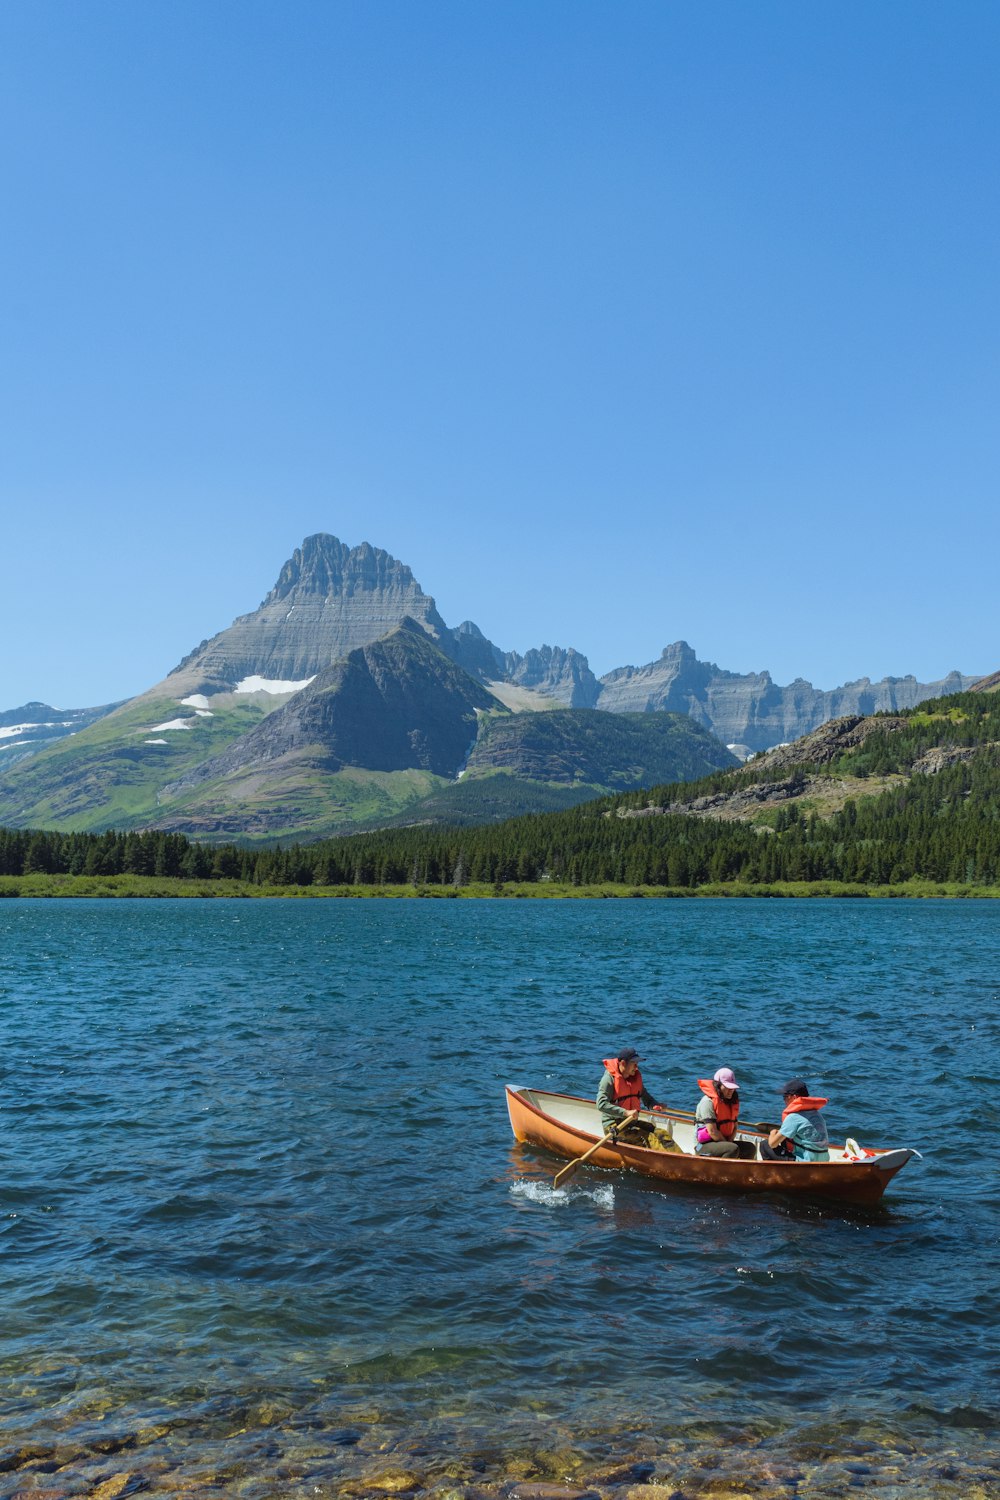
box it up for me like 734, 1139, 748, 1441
2, 691, 998, 892
463, 709, 736, 787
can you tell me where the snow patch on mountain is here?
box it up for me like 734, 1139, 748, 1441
0, 721, 73, 739
234, 675, 315, 695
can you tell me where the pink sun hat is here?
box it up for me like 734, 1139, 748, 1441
714, 1067, 739, 1090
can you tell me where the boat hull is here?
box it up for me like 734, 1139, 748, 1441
506, 1086, 915, 1206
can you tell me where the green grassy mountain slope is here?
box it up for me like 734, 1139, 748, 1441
0, 694, 276, 833
4, 688, 998, 891
0, 700, 124, 773
150, 763, 451, 843
0, 620, 499, 841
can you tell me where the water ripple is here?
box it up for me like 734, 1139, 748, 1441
0, 897, 997, 1495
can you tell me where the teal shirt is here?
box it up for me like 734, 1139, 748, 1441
781, 1109, 830, 1161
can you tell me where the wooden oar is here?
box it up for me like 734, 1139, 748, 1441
553, 1110, 639, 1189
664, 1105, 779, 1134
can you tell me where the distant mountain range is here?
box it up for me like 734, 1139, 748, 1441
0, 700, 124, 767
0, 532, 983, 842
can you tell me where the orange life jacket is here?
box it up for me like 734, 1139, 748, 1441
781, 1095, 829, 1120
697, 1078, 740, 1139
602, 1057, 644, 1114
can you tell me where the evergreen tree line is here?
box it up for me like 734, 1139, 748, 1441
1, 747, 998, 889
1, 691, 998, 890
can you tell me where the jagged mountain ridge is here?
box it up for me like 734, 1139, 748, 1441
161, 535, 608, 713
595, 640, 977, 754
156, 533, 980, 751
5, 531, 981, 752
0, 531, 984, 842
143, 624, 735, 842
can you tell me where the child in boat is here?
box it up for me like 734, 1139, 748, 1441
761, 1077, 831, 1161
693, 1067, 755, 1159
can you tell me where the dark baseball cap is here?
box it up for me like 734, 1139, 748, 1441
780, 1077, 809, 1097
618, 1047, 642, 1063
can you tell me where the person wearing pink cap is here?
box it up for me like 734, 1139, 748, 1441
693, 1067, 754, 1159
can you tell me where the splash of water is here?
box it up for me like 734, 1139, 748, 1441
509, 1178, 615, 1211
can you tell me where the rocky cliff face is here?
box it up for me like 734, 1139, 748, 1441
596, 641, 978, 754
165, 620, 499, 792
502, 645, 600, 707
443, 620, 508, 681
168, 535, 450, 692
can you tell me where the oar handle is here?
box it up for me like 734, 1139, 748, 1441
553, 1110, 639, 1189
667, 1107, 779, 1134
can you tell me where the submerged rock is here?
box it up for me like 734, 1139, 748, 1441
506, 1485, 602, 1500
0, 1444, 51, 1472
339, 1468, 424, 1494
89, 1475, 144, 1500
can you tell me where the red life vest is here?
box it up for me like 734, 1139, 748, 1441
781, 1095, 829, 1120
602, 1057, 644, 1114
697, 1078, 740, 1139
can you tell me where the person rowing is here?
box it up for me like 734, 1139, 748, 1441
597, 1048, 666, 1144
760, 1077, 831, 1162
693, 1067, 755, 1159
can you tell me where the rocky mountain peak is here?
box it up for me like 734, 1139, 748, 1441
660, 640, 698, 665
452, 620, 490, 642
166, 534, 448, 691
264, 533, 426, 607
503, 645, 600, 708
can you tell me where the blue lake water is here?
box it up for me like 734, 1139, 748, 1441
0, 897, 997, 1498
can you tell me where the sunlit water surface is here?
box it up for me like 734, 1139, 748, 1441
0, 898, 997, 1498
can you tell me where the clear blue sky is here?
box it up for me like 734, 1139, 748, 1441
2, 0, 997, 708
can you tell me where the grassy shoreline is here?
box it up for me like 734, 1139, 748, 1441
2, 874, 999, 900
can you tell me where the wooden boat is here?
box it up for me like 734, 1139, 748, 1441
506, 1085, 920, 1206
